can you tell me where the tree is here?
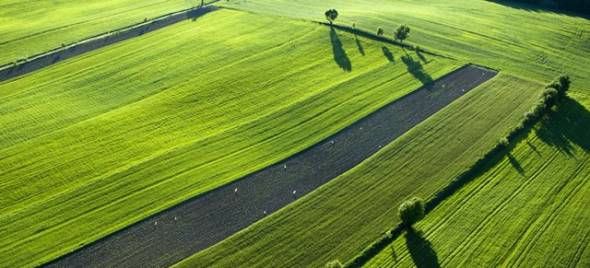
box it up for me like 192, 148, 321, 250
325, 9, 339, 25
546, 74, 571, 97
394, 25, 411, 43
558, 75, 571, 95
398, 197, 425, 228
377, 27, 384, 36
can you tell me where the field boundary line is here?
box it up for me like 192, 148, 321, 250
0, 2, 220, 83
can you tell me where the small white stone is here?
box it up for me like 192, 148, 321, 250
293, 190, 297, 195
234, 188, 238, 193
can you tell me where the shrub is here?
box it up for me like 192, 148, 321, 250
398, 197, 425, 228
394, 25, 411, 43
377, 27, 384, 36
325, 260, 343, 268
325, 9, 339, 25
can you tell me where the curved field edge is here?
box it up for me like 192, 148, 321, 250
219, 0, 590, 101
0, 9, 457, 267
0, 0, 216, 66
174, 74, 543, 267
365, 99, 590, 267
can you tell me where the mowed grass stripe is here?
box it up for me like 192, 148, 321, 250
0, 9, 457, 267
366, 100, 590, 267
175, 75, 543, 267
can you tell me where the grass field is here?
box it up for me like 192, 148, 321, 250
366, 99, 590, 267
175, 74, 543, 267
0, 9, 460, 267
221, 0, 590, 99
0, 0, 213, 66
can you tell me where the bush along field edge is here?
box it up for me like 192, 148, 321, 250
341, 75, 572, 268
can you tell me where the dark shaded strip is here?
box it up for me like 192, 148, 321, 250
0, 4, 219, 83
44, 65, 497, 268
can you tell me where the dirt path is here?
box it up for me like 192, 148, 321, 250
0, 4, 219, 83
44, 65, 497, 267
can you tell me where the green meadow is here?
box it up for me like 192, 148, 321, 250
0, 0, 212, 65
0, 0, 589, 266
366, 99, 590, 267
0, 9, 457, 267
221, 0, 590, 100
176, 75, 543, 267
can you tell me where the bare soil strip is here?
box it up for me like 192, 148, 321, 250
44, 65, 497, 267
0, 5, 218, 83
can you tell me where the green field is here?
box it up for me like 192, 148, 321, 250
366, 100, 590, 267
175, 75, 543, 267
0, 0, 212, 66
221, 0, 590, 99
1, 0, 589, 266
0, 9, 459, 267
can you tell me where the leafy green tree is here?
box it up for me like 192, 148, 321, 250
377, 27, 384, 36
399, 197, 425, 228
394, 25, 411, 43
325, 9, 339, 25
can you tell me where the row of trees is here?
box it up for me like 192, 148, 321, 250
325, 9, 412, 43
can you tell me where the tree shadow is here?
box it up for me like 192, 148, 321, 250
353, 30, 365, 56
487, 0, 590, 19
400, 52, 432, 85
507, 152, 525, 175
330, 27, 352, 71
416, 49, 428, 63
382, 46, 395, 62
389, 244, 399, 263
536, 97, 590, 155
405, 229, 440, 268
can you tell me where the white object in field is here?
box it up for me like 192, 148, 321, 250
330, 140, 335, 145
263, 210, 267, 215
154, 221, 158, 226
174, 216, 178, 221
234, 187, 238, 194
293, 190, 297, 195
283, 164, 287, 169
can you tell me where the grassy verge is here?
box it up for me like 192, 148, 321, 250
175, 74, 542, 267
0, 0, 216, 65
0, 9, 457, 267
365, 98, 590, 267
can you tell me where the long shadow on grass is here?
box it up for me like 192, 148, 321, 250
330, 27, 352, 71
536, 97, 590, 155
382, 47, 395, 62
406, 229, 440, 268
401, 52, 432, 85
427, 97, 589, 213
354, 34, 366, 56
488, 0, 590, 19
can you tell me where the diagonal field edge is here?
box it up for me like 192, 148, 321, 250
0, 4, 219, 83
43, 65, 497, 268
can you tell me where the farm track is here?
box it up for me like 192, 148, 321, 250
0, 4, 219, 83
43, 65, 497, 267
